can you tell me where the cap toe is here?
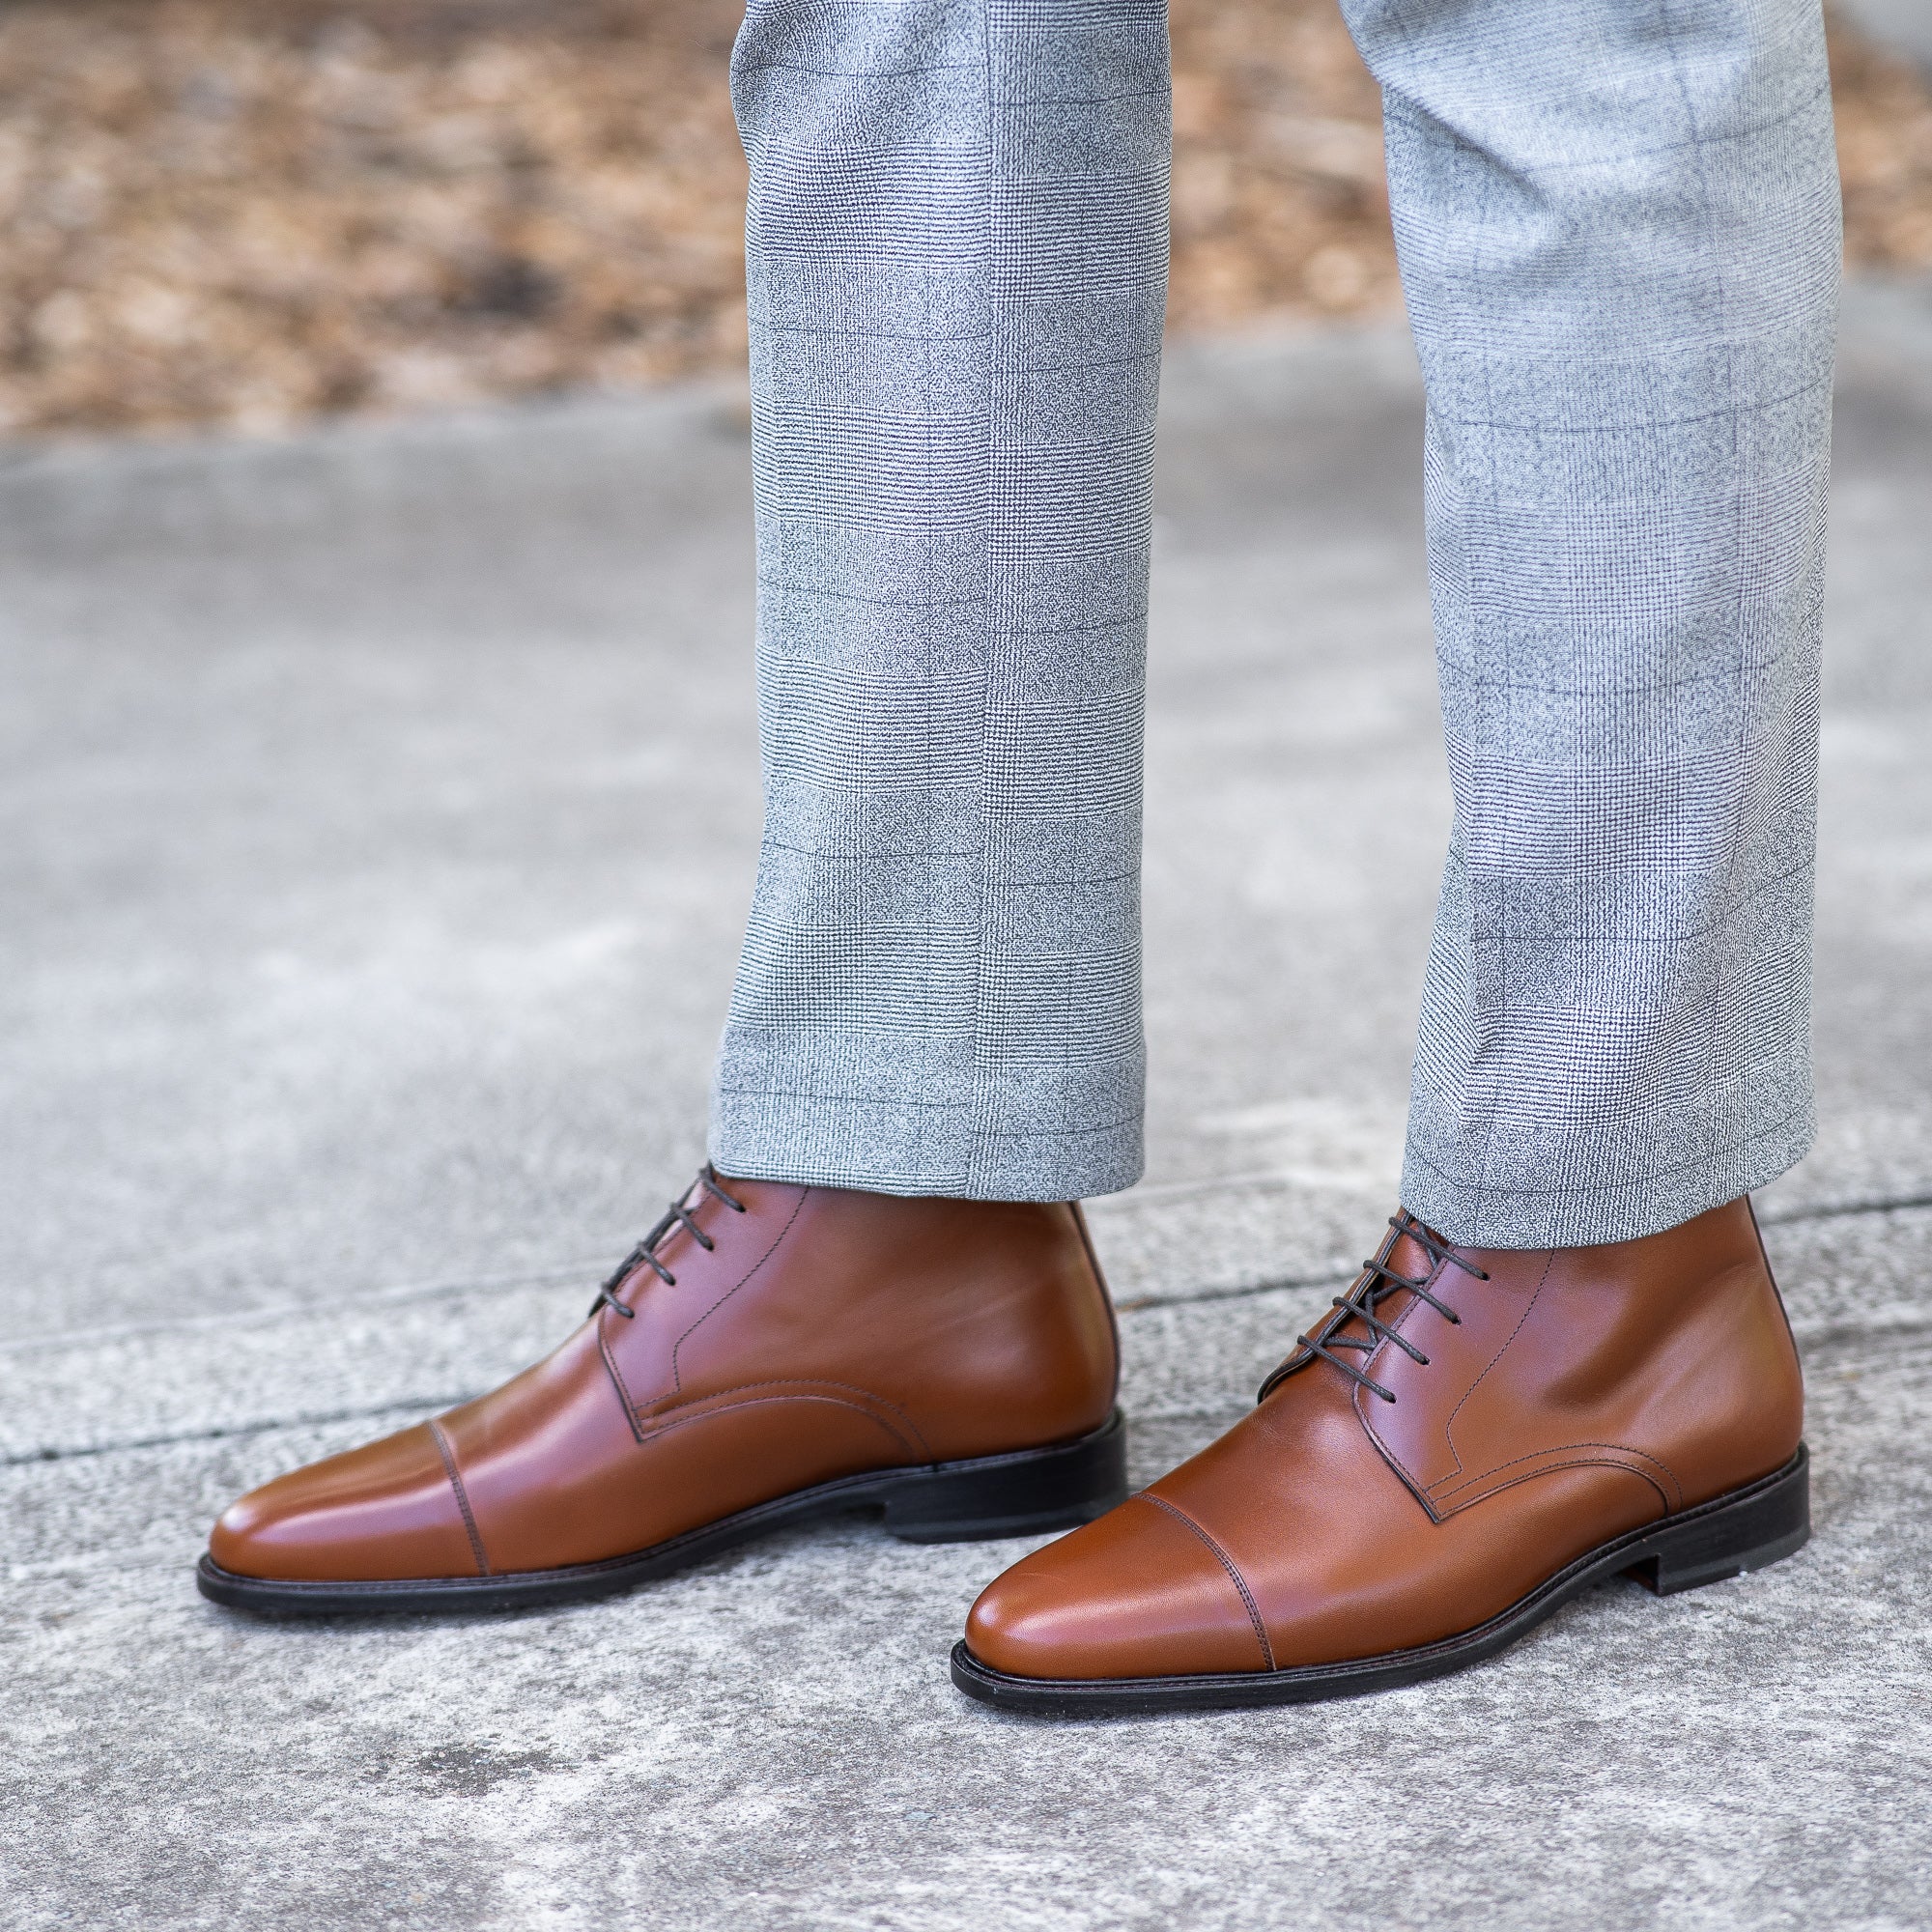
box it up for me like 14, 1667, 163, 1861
208, 1422, 482, 1582
965, 1492, 1271, 1682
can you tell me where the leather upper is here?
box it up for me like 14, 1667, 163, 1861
211, 1178, 1119, 1581
966, 1196, 1804, 1680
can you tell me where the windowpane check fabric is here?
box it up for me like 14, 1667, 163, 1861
711, 0, 1839, 1249
1345, 0, 1840, 1244
713, 0, 1170, 1201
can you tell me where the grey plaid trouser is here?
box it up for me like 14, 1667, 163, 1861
709, 0, 1840, 1249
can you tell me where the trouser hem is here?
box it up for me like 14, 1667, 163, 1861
1399, 1100, 1816, 1250
709, 1090, 1145, 1204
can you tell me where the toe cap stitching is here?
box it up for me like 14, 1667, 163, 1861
429, 1419, 492, 1577
1136, 1492, 1275, 1672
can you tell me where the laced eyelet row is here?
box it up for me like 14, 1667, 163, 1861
1258, 1211, 1488, 1406
588, 1164, 747, 1321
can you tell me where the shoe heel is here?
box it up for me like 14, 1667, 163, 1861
1625, 1444, 1810, 1597
879, 1411, 1128, 1544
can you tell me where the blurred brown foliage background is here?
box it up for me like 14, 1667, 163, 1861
1, 0, 1927, 437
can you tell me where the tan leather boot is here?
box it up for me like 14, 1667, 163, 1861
200, 1169, 1123, 1614
955, 1197, 1806, 1712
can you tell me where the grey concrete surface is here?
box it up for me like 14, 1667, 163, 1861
4, 280, 1930, 1930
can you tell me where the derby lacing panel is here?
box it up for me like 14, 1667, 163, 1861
1257, 1211, 1487, 1406
589, 1164, 747, 1320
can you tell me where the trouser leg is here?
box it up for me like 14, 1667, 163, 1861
1341, 0, 1841, 1246
710, 0, 1170, 1201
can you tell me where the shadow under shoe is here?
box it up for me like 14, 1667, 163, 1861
955, 1196, 1807, 1713
200, 1168, 1125, 1615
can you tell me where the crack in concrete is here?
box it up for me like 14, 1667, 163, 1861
6, 1188, 1926, 1471
1115, 1189, 1932, 1311
0, 1264, 607, 1360
1758, 1191, 1932, 1227
1112, 1270, 1348, 1313
6, 1188, 1926, 1358
15, 1311, 1932, 1472
2, 1399, 455, 1471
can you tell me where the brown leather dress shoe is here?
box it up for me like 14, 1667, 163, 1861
954, 1197, 1807, 1713
200, 1168, 1124, 1614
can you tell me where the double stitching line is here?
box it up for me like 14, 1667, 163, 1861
1438, 1251, 1555, 1472
1137, 1492, 1276, 1672
1431, 1443, 1684, 1516
599, 1187, 810, 1439
631, 1378, 932, 1463
429, 1418, 491, 1577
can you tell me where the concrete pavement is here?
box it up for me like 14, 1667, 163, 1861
4, 281, 1930, 1930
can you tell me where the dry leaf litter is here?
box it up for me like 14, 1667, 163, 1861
0, 0, 1925, 437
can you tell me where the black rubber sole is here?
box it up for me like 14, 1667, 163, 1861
951, 1442, 1811, 1716
196, 1409, 1128, 1617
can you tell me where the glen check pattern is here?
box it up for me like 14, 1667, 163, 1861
713, 0, 1838, 1247
712, 0, 1169, 1199
1342, 0, 1840, 1244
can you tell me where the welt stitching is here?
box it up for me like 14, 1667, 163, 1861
1136, 1493, 1276, 1672
429, 1419, 491, 1577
